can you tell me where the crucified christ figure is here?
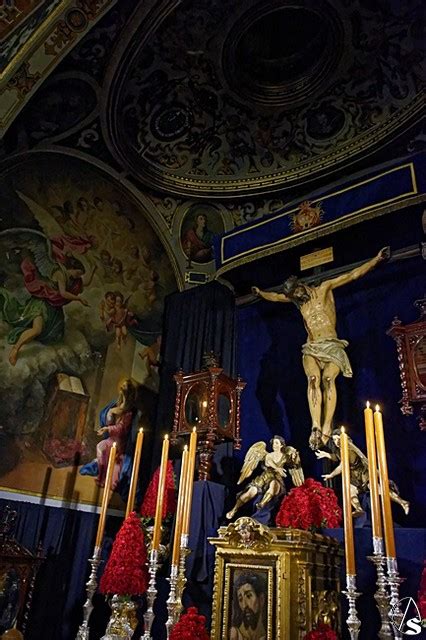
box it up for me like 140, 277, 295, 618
252, 247, 389, 449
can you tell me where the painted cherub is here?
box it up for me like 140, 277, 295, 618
106, 291, 136, 349
100, 291, 116, 325
139, 335, 161, 373
226, 436, 304, 522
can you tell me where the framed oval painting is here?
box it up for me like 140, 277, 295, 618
180, 203, 225, 264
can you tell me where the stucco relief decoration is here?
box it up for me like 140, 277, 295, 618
106, 0, 424, 197
290, 201, 323, 234
0, 0, 117, 133
0, 0, 63, 73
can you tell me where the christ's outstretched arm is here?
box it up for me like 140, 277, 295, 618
325, 247, 389, 291
252, 286, 290, 303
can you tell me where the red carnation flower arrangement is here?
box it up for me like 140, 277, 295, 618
140, 460, 177, 523
276, 478, 342, 531
100, 511, 148, 596
169, 606, 210, 640
304, 623, 339, 639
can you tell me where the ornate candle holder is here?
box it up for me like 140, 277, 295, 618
101, 595, 137, 640
342, 574, 361, 640
367, 537, 393, 639
386, 556, 403, 639
165, 563, 179, 638
141, 548, 160, 640
165, 533, 192, 637
76, 545, 102, 640
176, 533, 191, 607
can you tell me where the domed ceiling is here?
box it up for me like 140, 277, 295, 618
104, 0, 424, 197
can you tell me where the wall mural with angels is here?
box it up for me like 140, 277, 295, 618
0, 152, 177, 506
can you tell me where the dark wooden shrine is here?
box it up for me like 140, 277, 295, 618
388, 296, 426, 430
0, 506, 43, 636
170, 355, 246, 480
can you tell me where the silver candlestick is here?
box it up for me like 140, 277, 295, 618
165, 533, 191, 637
141, 548, 160, 640
176, 533, 191, 614
165, 563, 179, 638
367, 537, 393, 639
76, 545, 102, 640
386, 556, 403, 640
342, 574, 361, 640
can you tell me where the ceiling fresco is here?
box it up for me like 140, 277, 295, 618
2, 0, 424, 239
104, 0, 424, 197
0, 0, 117, 134
0, 0, 63, 74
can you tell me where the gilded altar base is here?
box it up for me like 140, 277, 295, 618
209, 518, 342, 640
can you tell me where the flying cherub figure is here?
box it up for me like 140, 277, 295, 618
105, 292, 136, 350
226, 436, 304, 521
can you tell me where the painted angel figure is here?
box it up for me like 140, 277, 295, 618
0, 228, 95, 365
315, 429, 409, 517
226, 436, 304, 523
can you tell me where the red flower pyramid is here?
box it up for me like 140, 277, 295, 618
100, 511, 148, 596
140, 460, 177, 519
276, 478, 342, 531
169, 607, 210, 640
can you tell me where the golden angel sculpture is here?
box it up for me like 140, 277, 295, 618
226, 435, 304, 524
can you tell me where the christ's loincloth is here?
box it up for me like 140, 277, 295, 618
302, 338, 353, 377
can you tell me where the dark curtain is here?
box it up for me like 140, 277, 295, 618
153, 280, 237, 471
0, 498, 122, 640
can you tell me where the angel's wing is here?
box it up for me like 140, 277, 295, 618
0, 228, 57, 280
285, 446, 305, 487
16, 190, 66, 239
237, 441, 267, 485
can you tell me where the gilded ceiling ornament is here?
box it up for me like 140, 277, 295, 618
105, 0, 424, 196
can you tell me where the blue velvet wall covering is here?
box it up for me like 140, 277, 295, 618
216, 153, 425, 273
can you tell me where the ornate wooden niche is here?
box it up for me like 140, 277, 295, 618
388, 296, 426, 430
170, 355, 246, 480
0, 507, 43, 636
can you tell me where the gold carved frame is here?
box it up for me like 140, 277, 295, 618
210, 519, 342, 640
222, 561, 277, 640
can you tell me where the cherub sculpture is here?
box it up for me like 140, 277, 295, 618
226, 436, 304, 522
315, 429, 409, 517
